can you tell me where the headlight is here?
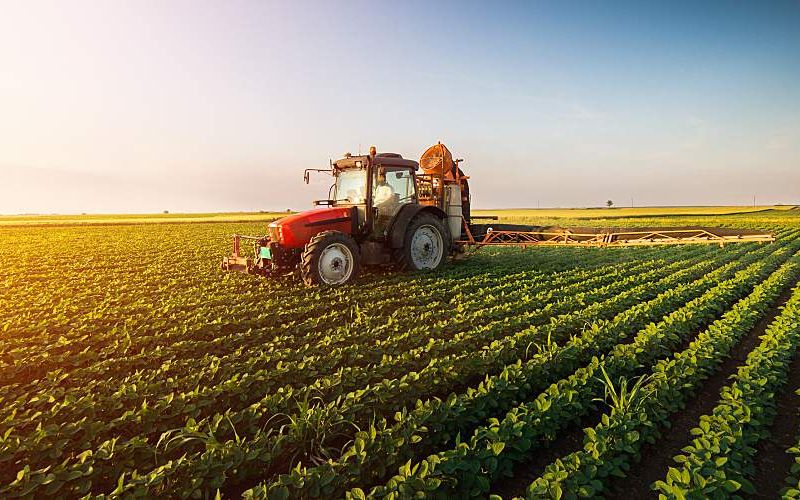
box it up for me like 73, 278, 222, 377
268, 224, 281, 242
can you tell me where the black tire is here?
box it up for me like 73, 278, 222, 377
301, 231, 361, 286
394, 213, 451, 271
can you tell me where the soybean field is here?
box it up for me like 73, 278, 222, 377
3, 209, 800, 499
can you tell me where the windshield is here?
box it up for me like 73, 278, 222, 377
334, 169, 367, 204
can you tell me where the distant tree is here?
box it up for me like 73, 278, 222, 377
286, 209, 292, 213
163, 210, 169, 214
606, 200, 614, 208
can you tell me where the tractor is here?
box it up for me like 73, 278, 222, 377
223, 143, 469, 285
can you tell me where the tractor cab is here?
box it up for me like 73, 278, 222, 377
324, 150, 419, 238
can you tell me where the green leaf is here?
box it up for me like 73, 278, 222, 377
667, 467, 684, 485
271, 485, 290, 500
491, 442, 506, 455
722, 479, 741, 492
349, 488, 367, 500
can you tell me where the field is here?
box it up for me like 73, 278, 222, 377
3, 207, 800, 498
3, 205, 795, 226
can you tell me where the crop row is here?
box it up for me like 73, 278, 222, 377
516, 254, 800, 498
781, 384, 800, 498
652, 283, 800, 498
356, 243, 800, 499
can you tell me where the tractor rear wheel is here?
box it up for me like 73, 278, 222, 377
301, 231, 361, 286
395, 213, 450, 271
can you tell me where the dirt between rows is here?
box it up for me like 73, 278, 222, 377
603, 282, 798, 499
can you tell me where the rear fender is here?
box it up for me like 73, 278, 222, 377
388, 204, 448, 249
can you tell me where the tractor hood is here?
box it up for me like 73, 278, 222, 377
269, 207, 355, 248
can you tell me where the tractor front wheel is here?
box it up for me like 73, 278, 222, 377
301, 231, 361, 286
395, 213, 451, 271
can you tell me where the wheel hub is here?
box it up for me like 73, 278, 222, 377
318, 243, 354, 284
410, 225, 444, 269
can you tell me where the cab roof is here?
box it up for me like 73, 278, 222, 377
334, 153, 418, 171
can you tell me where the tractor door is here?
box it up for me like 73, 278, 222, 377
372, 166, 416, 237
332, 166, 368, 232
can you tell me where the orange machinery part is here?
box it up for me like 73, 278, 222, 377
420, 142, 459, 181
418, 142, 471, 214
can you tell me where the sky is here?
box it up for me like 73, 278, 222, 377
1, 0, 799, 214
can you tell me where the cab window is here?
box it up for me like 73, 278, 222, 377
334, 169, 367, 204
373, 167, 415, 206
373, 167, 415, 233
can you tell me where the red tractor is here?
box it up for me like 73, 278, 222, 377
223, 143, 470, 285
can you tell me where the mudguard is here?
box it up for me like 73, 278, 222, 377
388, 204, 448, 249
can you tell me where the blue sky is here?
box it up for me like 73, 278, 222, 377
1, 0, 798, 213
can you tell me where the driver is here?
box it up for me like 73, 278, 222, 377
374, 170, 395, 205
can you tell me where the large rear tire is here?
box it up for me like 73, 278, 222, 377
301, 231, 361, 286
394, 213, 451, 271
